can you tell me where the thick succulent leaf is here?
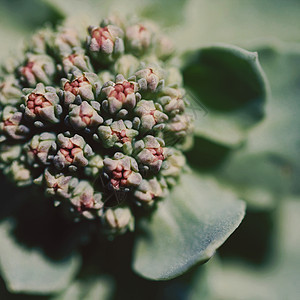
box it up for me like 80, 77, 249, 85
44, 0, 300, 45
215, 44, 300, 207
218, 206, 277, 266
138, 0, 187, 27
132, 171, 246, 280
171, 0, 300, 52
0, 175, 30, 219
247, 46, 300, 196
52, 276, 114, 300
43, 0, 187, 27
0, 0, 64, 63
182, 44, 268, 147
41, 0, 109, 27
0, 220, 80, 294
215, 152, 290, 209
206, 197, 300, 300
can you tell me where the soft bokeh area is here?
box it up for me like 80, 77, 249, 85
0, 0, 299, 299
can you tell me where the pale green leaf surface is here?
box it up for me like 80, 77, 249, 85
0, 0, 64, 64
132, 171, 246, 280
246, 46, 300, 195
207, 197, 300, 300
171, 0, 300, 52
215, 44, 300, 207
216, 152, 288, 209
138, 0, 187, 27
40, 0, 109, 27
0, 220, 80, 294
53, 276, 114, 300
0, 12, 26, 64
42, 0, 187, 27
24, 0, 300, 53
183, 44, 268, 147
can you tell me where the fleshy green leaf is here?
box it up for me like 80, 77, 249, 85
206, 197, 300, 300
246, 45, 300, 196
0, 175, 30, 219
52, 276, 114, 300
138, 0, 187, 27
215, 152, 289, 209
42, 0, 187, 27
132, 171, 246, 280
0, 0, 64, 64
171, 0, 300, 52
182, 44, 268, 148
0, 220, 80, 294
215, 44, 300, 207
41, 0, 108, 26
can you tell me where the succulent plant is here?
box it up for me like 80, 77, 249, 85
0, 15, 197, 236
0, 2, 276, 298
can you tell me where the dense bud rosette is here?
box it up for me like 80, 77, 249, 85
0, 16, 194, 237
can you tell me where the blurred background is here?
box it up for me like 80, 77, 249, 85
0, 0, 299, 299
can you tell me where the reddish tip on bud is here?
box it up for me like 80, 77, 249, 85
64, 76, 89, 96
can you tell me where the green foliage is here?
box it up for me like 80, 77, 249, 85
0, 220, 80, 294
133, 171, 245, 280
0, 0, 298, 299
215, 46, 300, 209
182, 44, 268, 148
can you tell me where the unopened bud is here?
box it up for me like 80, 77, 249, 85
52, 27, 82, 56
60, 49, 93, 75
0, 106, 29, 140
22, 83, 62, 126
155, 35, 174, 61
0, 144, 22, 165
161, 149, 186, 182
0, 75, 23, 106
69, 181, 103, 219
134, 135, 167, 173
61, 71, 101, 106
19, 54, 56, 87
135, 64, 165, 91
158, 87, 186, 116
97, 119, 138, 154
68, 101, 103, 130
44, 169, 72, 198
53, 133, 94, 171
25, 133, 57, 166
103, 152, 142, 191
125, 23, 153, 55
134, 100, 168, 132
87, 25, 124, 60
103, 206, 134, 235
4, 161, 32, 186
100, 75, 140, 114
134, 177, 168, 204
84, 154, 103, 177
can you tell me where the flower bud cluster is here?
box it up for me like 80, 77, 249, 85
0, 16, 193, 236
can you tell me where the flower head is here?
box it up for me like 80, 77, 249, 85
0, 15, 193, 236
